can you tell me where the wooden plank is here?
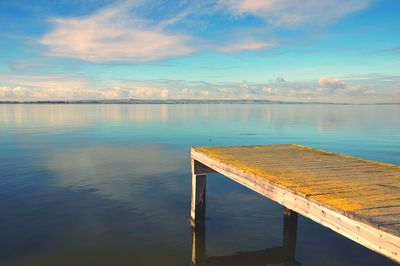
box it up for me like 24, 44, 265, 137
382, 224, 400, 238
310, 194, 400, 211
353, 206, 400, 218
373, 215, 400, 226
191, 144, 400, 263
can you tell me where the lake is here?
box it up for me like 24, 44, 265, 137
0, 104, 399, 266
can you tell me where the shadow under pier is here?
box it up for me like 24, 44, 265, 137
191, 207, 302, 266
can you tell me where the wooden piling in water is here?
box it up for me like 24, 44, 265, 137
191, 160, 208, 224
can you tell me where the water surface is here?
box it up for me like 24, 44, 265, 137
1, 104, 399, 266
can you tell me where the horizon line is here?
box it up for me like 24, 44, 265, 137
1, 99, 399, 105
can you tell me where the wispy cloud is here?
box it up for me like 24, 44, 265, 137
218, 39, 275, 53
37, 0, 374, 63
38, 1, 284, 62
219, 0, 372, 27
40, 2, 194, 62
367, 45, 400, 55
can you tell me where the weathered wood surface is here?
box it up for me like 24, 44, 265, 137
191, 144, 400, 263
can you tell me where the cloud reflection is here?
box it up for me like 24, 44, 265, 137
45, 144, 188, 202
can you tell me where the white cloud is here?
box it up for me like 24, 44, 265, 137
38, 0, 370, 63
39, 1, 283, 62
2, 71, 399, 103
0, 84, 171, 101
0, 86, 30, 98
319, 77, 346, 89
220, 0, 371, 27
160, 89, 169, 99
0, 85, 96, 100
201, 90, 209, 97
0, 71, 171, 100
94, 86, 171, 100
0, 72, 98, 100
218, 39, 275, 53
100, 87, 128, 99
40, 3, 194, 62
218, 87, 236, 94
262, 87, 273, 93
276, 76, 285, 82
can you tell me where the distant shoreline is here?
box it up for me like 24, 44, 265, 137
0, 99, 399, 105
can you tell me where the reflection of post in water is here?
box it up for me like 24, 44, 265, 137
190, 206, 301, 266
191, 219, 206, 266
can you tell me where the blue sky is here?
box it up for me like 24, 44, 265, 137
0, 0, 399, 103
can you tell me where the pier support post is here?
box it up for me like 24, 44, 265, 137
191, 159, 207, 224
283, 207, 298, 262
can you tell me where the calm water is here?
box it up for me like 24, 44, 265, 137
1, 104, 399, 266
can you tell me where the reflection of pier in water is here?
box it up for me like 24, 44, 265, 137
191, 207, 301, 266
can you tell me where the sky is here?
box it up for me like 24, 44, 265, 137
0, 0, 399, 103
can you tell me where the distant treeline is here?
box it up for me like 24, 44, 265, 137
0, 99, 398, 105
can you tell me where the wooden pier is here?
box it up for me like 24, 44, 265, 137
190, 144, 400, 263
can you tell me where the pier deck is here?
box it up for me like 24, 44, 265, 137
190, 144, 400, 263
